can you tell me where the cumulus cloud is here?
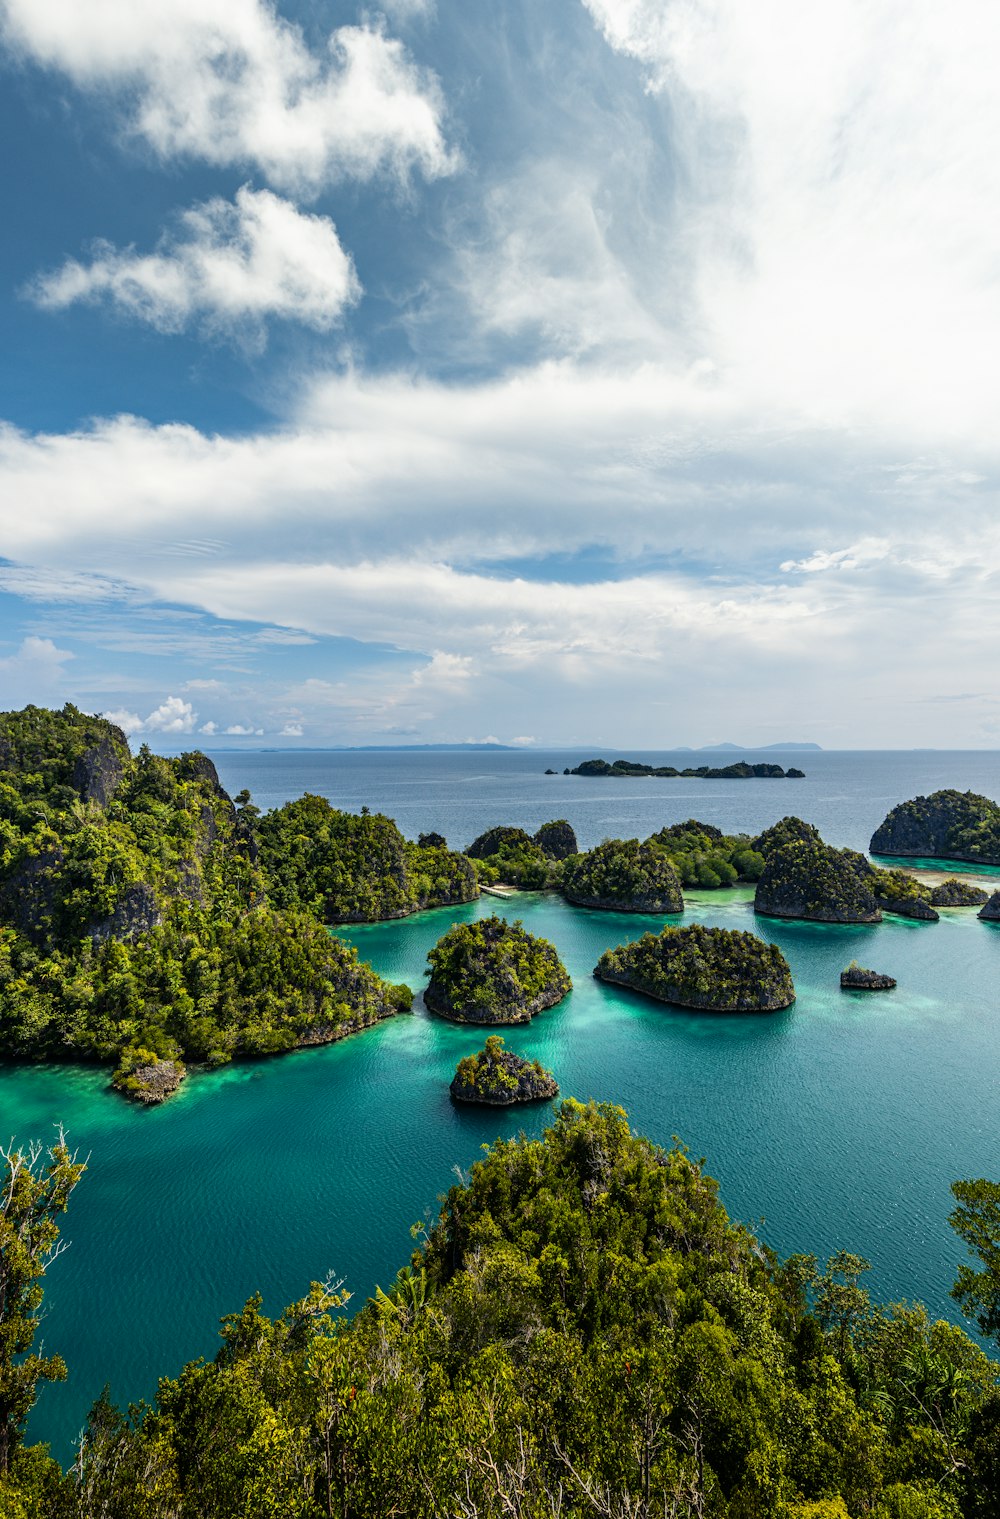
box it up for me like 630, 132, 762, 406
280, 721, 303, 736
0, 634, 73, 679
0, 1, 454, 194
224, 723, 263, 735
29, 187, 360, 342
104, 695, 198, 734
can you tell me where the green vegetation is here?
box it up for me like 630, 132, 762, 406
424, 914, 571, 1023
464, 825, 555, 888
930, 879, 990, 908
5, 1101, 1000, 1517
257, 793, 478, 922
871, 790, 1000, 864
0, 705, 413, 1099
867, 866, 939, 921
533, 818, 578, 859
752, 814, 823, 855
568, 757, 803, 778
649, 818, 765, 888
564, 837, 684, 912
596, 922, 795, 1011
450, 1033, 558, 1105
755, 839, 882, 923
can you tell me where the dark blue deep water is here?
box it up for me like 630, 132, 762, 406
3, 748, 1000, 1460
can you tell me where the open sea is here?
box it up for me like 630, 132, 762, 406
3, 746, 1000, 1460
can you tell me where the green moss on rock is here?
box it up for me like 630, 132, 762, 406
596, 923, 794, 1011
425, 915, 571, 1024
563, 838, 684, 913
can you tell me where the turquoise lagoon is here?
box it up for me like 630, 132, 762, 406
4, 883, 1000, 1459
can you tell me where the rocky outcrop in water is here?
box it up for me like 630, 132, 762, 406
450, 1035, 559, 1105
754, 840, 881, 923
978, 891, 1000, 921
867, 867, 939, 922
112, 1053, 186, 1104
425, 916, 571, 1024
564, 839, 683, 914
596, 923, 794, 1012
840, 964, 896, 991
870, 790, 1000, 864
929, 878, 990, 907
751, 816, 822, 855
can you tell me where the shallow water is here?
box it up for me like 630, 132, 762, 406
4, 748, 1000, 1459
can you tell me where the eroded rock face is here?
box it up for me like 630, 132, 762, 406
534, 819, 578, 860
72, 738, 124, 807
870, 790, 1000, 863
754, 841, 881, 924
841, 965, 896, 990
89, 883, 162, 944
978, 891, 1000, 921
450, 1035, 559, 1105
0, 845, 66, 940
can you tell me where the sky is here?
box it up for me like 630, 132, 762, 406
0, 0, 998, 750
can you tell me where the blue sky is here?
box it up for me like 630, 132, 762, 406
1, 0, 998, 748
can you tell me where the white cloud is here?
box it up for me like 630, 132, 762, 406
280, 721, 303, 736
579, 0, 1000, 440
0, 634, 74, 698
105, 695, 198, 734
0, 3, 454, 195
199, 720, 218, 735
102, 707, 145, 735
224, 722, 263, 735
30, 187, 360, 342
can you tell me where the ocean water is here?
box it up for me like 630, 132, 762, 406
3, 748, 1000, 1460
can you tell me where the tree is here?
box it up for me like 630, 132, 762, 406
949, 1177, 1000, 1345
0, 1132, 86, 1474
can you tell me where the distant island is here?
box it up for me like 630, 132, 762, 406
564, 758, 806, 779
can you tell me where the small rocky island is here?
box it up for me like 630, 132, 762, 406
563, 839, 684, 914
978, 891, 1000, 921
424, 916, 571, 1024
450, 1035, 559, 1106
870, 789, 1000, 864
840, 963, 896, 991
566, 758, 805, 779
928, 878, 990, 907
112, 1051, 187, 1103
595, 923, 795, 1012
754, 833, 882, 923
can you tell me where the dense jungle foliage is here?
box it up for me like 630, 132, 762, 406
596, 923, 796, 1011
464, 825, 557, 889
424, 914, 571, 1023
4, 1103, 1000, 1518
257, 793, 478, 922
647, 820, 765, 889
0, 706, 412, 1096
564, 838, 684, 913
